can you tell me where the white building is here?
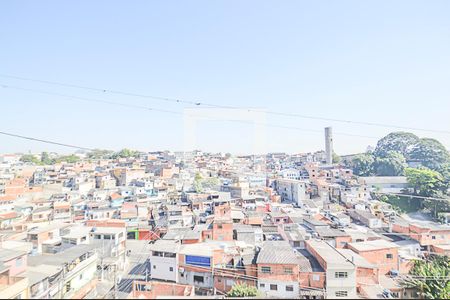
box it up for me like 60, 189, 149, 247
358, 176, 408, 193
148, 240, 180, 282
307, 239, 357, 299
279, 168, 301, 180
89, 227, 127, 258
273, 179, 309, 206
348, 209, 383, 229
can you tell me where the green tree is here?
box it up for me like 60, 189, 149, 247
373, 151, 407, 176
332, 151, 341, 164
193, 172, 203, 193
348, 153, 375, 176
40, 152, 55, 165
410, 138, 450, 171
202, 177, 220, 190
20, 154, 41, 165
55, 155, 80, 163
194, 172, 203, 181
405, 168, 447, 197
374, 132, 419, 159
111, 148, 139, 159
227, 283, 259, 298
88, 149, 114, 159
438, 163, 450, 189
424, 198, 450, 219
402, 256, 450, 299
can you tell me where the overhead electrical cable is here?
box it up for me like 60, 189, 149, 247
0, 130, 96, 151
1, 74, 449, 134
1, 84, 378, 139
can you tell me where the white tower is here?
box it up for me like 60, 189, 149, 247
325, 127, 333, 165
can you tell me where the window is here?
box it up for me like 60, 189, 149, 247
153, 265, 156, 269
312, 274, 320, 281
261, 266, 271, 273
193, 275, 204, 283
259, 283, 265, 288
169, 267, 173, 272
270, 284, 277, 291
286, 285, 294, 292
386, 253, 393, 259
16, 257, 23, 267
432, 236, 436, 240
335, 291, 348, 297
335, 272, 348, 279
284, 267, 293, 274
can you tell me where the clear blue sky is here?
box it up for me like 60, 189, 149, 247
1, 1, 449, 155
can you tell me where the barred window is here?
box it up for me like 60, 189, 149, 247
335, 272, 348, 278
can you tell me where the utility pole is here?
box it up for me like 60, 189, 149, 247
101, 241, 105, 281
113, 264, 118, 300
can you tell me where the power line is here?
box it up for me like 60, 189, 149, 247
0, 83, 378, 140
0, 74, 202, 105
117, 241, 153, 295
0, 130, 96, 151
1, 73, 449, 134
0, 84, 181, 115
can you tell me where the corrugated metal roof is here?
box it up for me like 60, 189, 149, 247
256, 241, 301, 265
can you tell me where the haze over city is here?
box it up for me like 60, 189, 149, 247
0, 2, 450, 300
1, 1, 449, 155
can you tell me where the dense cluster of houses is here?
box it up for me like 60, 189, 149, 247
0, 150, 448, 299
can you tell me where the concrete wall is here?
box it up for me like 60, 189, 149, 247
150, 255, 178, 282
3, 255, 27, 277
349, 247, 399, 275
257, 279, 299, 299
